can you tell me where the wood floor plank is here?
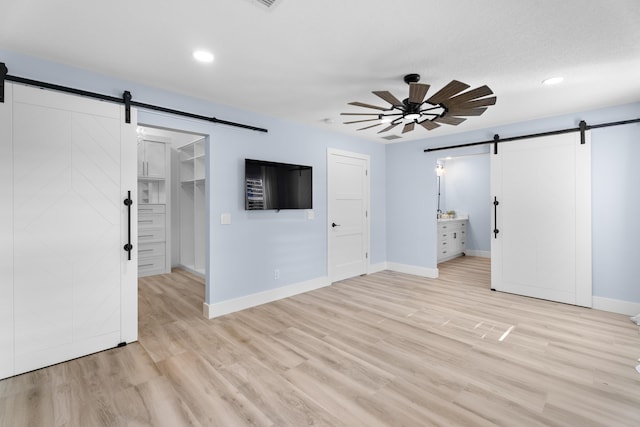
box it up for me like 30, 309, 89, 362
1, 257, 639, 426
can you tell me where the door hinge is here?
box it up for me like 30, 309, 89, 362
366, 252, 368, 259
365, 169, 368, 176
366, 210, 368, 218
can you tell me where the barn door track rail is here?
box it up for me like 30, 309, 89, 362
0, 61, 268, 133
423, 117, 640, 154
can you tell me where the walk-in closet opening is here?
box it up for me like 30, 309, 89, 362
136, 125, 207, 281
435, 153, 491, 277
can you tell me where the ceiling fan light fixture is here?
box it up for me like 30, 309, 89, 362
404, 113, 421, 121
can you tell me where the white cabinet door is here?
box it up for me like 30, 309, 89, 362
144, 140, 166, 178
1, 83, 138, 379
491, 132, 592, 306
138, 139, 166, 178
328, 149, 370, 282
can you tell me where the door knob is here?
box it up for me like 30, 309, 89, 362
331, 222, 340, 228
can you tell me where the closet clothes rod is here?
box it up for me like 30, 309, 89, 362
0, 62, 268, 133
423, 117, 640, 153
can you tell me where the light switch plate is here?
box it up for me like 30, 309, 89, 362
306, 210, 314, 220
221, 213, 231, 225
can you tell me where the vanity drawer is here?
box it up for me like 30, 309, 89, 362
438, 223, 450, 232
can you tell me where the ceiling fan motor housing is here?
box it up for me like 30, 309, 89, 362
403, 73, 421, 84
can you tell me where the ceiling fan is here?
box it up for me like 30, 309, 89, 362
341, 74, 496, 135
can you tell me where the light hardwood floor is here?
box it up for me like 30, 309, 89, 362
1, 257, 639, 426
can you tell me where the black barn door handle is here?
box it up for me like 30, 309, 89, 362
493, 196, 500, 239
123, 191, 133, 260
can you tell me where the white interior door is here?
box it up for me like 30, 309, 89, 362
328, 148, 370, 282
491, 132, 592, 306
0, 83, 137, 379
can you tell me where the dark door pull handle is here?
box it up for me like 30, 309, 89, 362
493, 196, 500, 239
332, 222, 340, 228
124, 191, 133, 260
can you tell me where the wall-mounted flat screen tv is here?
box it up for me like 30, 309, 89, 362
245, 159, 312, 210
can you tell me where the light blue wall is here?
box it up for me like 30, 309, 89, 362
440, 153, 491, 253
591, 123, 640, 302
387, 102, 640, 303
3, 49, 638, 305
0, 49, 386, 305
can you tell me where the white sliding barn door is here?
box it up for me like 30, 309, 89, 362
491, 132, 592, 307
0, 79, 14, 380
0, 83, 138, 379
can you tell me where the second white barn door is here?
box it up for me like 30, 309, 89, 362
490, 132, 592, 307
327, 149, 370, 283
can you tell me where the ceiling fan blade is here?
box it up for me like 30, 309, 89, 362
348, 101, 388, 111
426, 80, 470, 105
409, 83, 430, 104
340, 112, 382, 116
377, 122, 401, 133
419, 120, 441, 131
372, 91, 403, 107
402, 122, 415, 134
453, 96, 496, 109
357, 123, 383, 131
446, 107, 488, 116
445, 85, 494, 106
434, 116, 467, 126
343, 118, 382, 125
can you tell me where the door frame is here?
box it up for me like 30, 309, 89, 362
327, 148, 371, 282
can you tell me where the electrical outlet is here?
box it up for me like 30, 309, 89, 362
274, 269, 280, 279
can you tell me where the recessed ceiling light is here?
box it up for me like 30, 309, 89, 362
542, 76, 564, 85
193, 50, 214, 63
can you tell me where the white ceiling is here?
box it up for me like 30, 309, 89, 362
2, 0, 639, 143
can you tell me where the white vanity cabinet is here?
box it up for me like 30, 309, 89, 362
437, 218, 468, 262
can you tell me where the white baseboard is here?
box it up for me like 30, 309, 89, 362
203, 276, 331, 319
592, 296, 640, 316
386, 262, 439, 279
368, 262, 388, 274
464, 250, 491, 258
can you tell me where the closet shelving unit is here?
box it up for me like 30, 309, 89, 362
178, 138, 206, 276
137, 136, 171, 277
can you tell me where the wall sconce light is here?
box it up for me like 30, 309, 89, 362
436, 162, 445, 216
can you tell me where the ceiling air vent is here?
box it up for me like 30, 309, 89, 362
381, 135, 402, 141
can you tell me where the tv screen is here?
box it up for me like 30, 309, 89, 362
245, 159, 312, 210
